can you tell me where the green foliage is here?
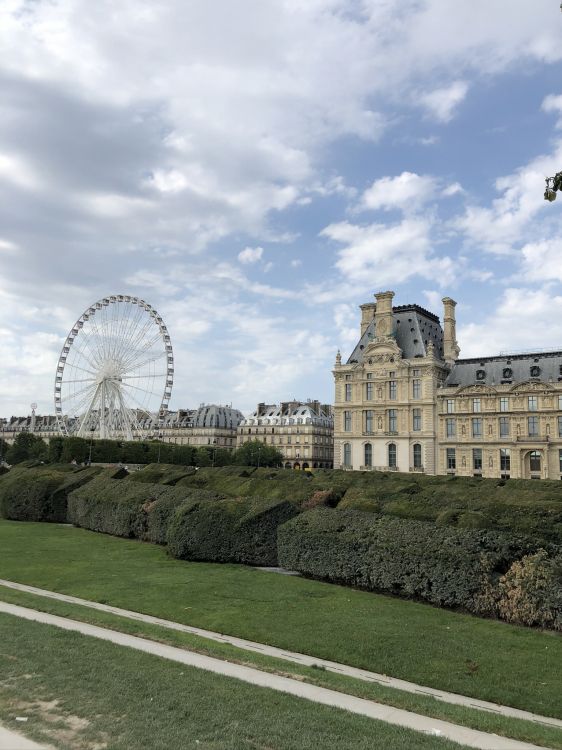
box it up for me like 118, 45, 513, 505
5, 433, 48, 464
167, 495, 299, 565
277, 509, 551, 620
0, 464, 101, 522
497, 550, 562, 630
234, 440, 283, 467
67, 471, 223, 544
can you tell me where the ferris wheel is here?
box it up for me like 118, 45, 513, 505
54, 295, 174, 441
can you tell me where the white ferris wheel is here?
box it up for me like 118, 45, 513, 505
54, 295, 174, 441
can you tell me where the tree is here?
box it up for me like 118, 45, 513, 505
235, 440, 283, 468
5, 432, 47, 464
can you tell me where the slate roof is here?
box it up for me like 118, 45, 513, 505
347, 305, 444, 364
444, 351, 562, 388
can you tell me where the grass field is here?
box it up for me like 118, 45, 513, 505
0, 613, 468, 750
0, 519, 560, 721
2, 585, 561, 749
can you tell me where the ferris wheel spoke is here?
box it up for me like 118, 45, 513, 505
122, 352, 165, 373
119, 384, 156, 417
112, 305, 151, 361
63, 381, 98, 403
114, 303, 146, 361
121, 380, 157, 399
122, 373, 167, 379
116, 315, 158, 366
120, 332, 165, 371
62, 362, 97, 378
62, 377, 97, 385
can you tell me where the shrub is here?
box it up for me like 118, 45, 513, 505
0, 464, 101, 522
68, 471, 223, 543
167, 496, 299, 566
497, 550, 562, 630
277, 509, 547, 616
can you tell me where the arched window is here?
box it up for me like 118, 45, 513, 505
530, 451, 541, 472
364, 443, 372, 467
343, 442, 352, 467
388, 443, 397, 468
413, 443, 422, 468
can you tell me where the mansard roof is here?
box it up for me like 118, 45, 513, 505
347, 304, 444, 364
444, 351, 562, 388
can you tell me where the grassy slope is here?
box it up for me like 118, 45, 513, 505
0, 519, 560, 720
2, 585, 561, 750
0, 614, 466, 750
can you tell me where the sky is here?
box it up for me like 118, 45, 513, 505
2, 0, 562, 418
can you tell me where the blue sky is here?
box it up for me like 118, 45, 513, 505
2, 0, 562, 417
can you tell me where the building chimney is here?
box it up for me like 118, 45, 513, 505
442, 297, 460, 365
359, 302, 376, 336
374, 291, 395, 340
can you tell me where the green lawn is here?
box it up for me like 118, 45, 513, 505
2, 585, 561, 750
0, 613, 469, 750
0, 519, 560, 721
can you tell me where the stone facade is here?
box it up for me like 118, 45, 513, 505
1, 404, 244, 451
334, 290, 562, 480
237, 400, 333, 469
333, 291, 448, 474
438, 357, 562, 480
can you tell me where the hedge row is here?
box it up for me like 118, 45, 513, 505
67, 471, 222, 544
167, 496, 299, 566
67, 470, 299, 565
277, 509, 562, 629
0, 464, 102, 522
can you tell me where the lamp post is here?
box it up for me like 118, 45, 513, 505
544, 171, 562, 202
211, 438, 217, 468
88, 427, 95, 466
256, 444, 262, 469
157, 432, 163, 463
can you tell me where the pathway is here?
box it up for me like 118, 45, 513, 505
0, 725, 46, 750
0, 578, 560, 731
0, 601, 554, 750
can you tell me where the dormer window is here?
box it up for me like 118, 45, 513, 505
476, 369, 486, 380
503, 367, 512, 379
530, 366, 540, 377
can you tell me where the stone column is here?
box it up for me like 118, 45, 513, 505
442, 297, 460, 366
359, 303, 376, 336
374, 291, 395, 340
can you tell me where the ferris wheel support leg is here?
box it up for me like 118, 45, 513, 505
115, 386, 134, 442
77, 382, 101, 438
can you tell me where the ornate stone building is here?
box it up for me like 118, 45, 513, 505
237, 400, 333, 469
334, 291, 562, 480
1, 404, 244, 451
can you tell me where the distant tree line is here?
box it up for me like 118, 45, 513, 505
0, 433, 284, 469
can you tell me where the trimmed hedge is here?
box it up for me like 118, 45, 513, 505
277, 508, 560, 623
68, 471, 222, 543
167, 496, 299, 566
0, 464, 101, 522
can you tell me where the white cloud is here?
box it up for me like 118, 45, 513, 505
454, 141, 562, 255
542, 93, 562, 127
520, 238, 562, 283
441, 182, 464, 197
321, 218, 455, 287
419, 81, 469, 123
359, 172, 438, 213
290, 259, 302, 268
238, 246, 264, 264
459, 286, 562, 357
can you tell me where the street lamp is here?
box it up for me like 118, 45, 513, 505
88, 427, 95, 465
544, 172, 562, 202
157, 432, 163, 463
211, 438, 217, 468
